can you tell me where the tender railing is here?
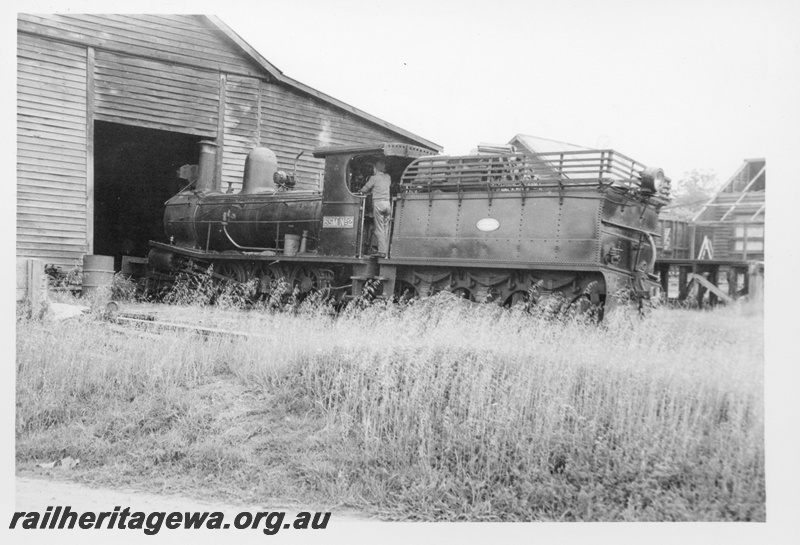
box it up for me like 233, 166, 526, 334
400, 150, 668, 196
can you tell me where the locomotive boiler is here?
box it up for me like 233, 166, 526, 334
149, 140, 670, 310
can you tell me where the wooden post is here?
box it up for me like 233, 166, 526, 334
748, 262, 764, 304
727, 267, 739, 299
678, 266, 689, 301
17, 258, 46, 317
658, 263, 670, 299
16, 258, 28, 302
28, 259, 44, 314
743, 224, 749, 261
694, 264, 707, 308
708, 265, 719, 307
743, 265, 750, 296
695, 280, 706, 308
86, 46, 96, 254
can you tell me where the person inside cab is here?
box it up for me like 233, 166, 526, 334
359, 160, 392, 257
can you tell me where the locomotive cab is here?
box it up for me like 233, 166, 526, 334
313, 143, 436, 258
345, 154, 414, 256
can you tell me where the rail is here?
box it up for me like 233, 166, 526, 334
400, 150, 670, 197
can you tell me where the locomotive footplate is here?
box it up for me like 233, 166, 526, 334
148, 240, 372, 266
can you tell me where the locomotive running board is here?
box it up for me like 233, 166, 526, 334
378, 255, 600, 271
148, 240, 372, 265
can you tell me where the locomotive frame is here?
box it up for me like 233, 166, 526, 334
148, 141, 671, 311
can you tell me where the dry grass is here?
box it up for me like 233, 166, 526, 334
16, 295, 764, 521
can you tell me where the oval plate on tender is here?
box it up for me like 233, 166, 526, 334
476, 217, 500, 232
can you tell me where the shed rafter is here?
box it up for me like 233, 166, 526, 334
718, 165, 766, 221
692, 160, 766, 224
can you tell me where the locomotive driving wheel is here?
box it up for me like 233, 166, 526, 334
213, 261, 248, 284
257, 263, 289, 294
287, 266, 333, 296
292, 266, 318, 293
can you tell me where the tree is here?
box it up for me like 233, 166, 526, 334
663, 170, 721, 220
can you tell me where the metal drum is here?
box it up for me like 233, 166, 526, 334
284, 234, 301, 256
82, 255, 114, 295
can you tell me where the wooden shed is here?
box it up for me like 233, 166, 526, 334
691, 159, 765, 261
17, 14, 440, 271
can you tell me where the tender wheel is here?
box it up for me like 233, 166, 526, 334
504, 290, 528, 307
450, 287, 475, 301
571, 295, 593, 313
568, 279, 604, 316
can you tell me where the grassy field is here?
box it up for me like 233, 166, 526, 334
15, 295, 764, 521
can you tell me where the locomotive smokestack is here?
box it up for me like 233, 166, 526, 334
195, 140, 219, 192
241, 147, 279, 194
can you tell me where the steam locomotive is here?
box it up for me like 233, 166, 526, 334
148, 140, 671, 310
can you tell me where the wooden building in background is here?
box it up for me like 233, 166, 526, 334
654, 158, 766, 306
691, 158, 765, 261
17, 14, 440, 270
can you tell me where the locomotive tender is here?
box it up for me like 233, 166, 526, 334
148, 140, 671, 309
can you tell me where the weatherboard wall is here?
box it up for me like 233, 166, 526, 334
17, 33, 88, 263
17, 14, 263, 79
257, 82, 414, 191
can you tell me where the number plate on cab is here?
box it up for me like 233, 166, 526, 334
322, 216, 355, 228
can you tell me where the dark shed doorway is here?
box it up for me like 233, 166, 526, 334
93, 121, 203, 270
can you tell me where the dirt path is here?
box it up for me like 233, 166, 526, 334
15, 475, 370, 522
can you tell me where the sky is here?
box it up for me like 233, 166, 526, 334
4, 0, 797, 183
213, 0, 800, 185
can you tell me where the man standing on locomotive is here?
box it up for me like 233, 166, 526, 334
360, 160, 392, 258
